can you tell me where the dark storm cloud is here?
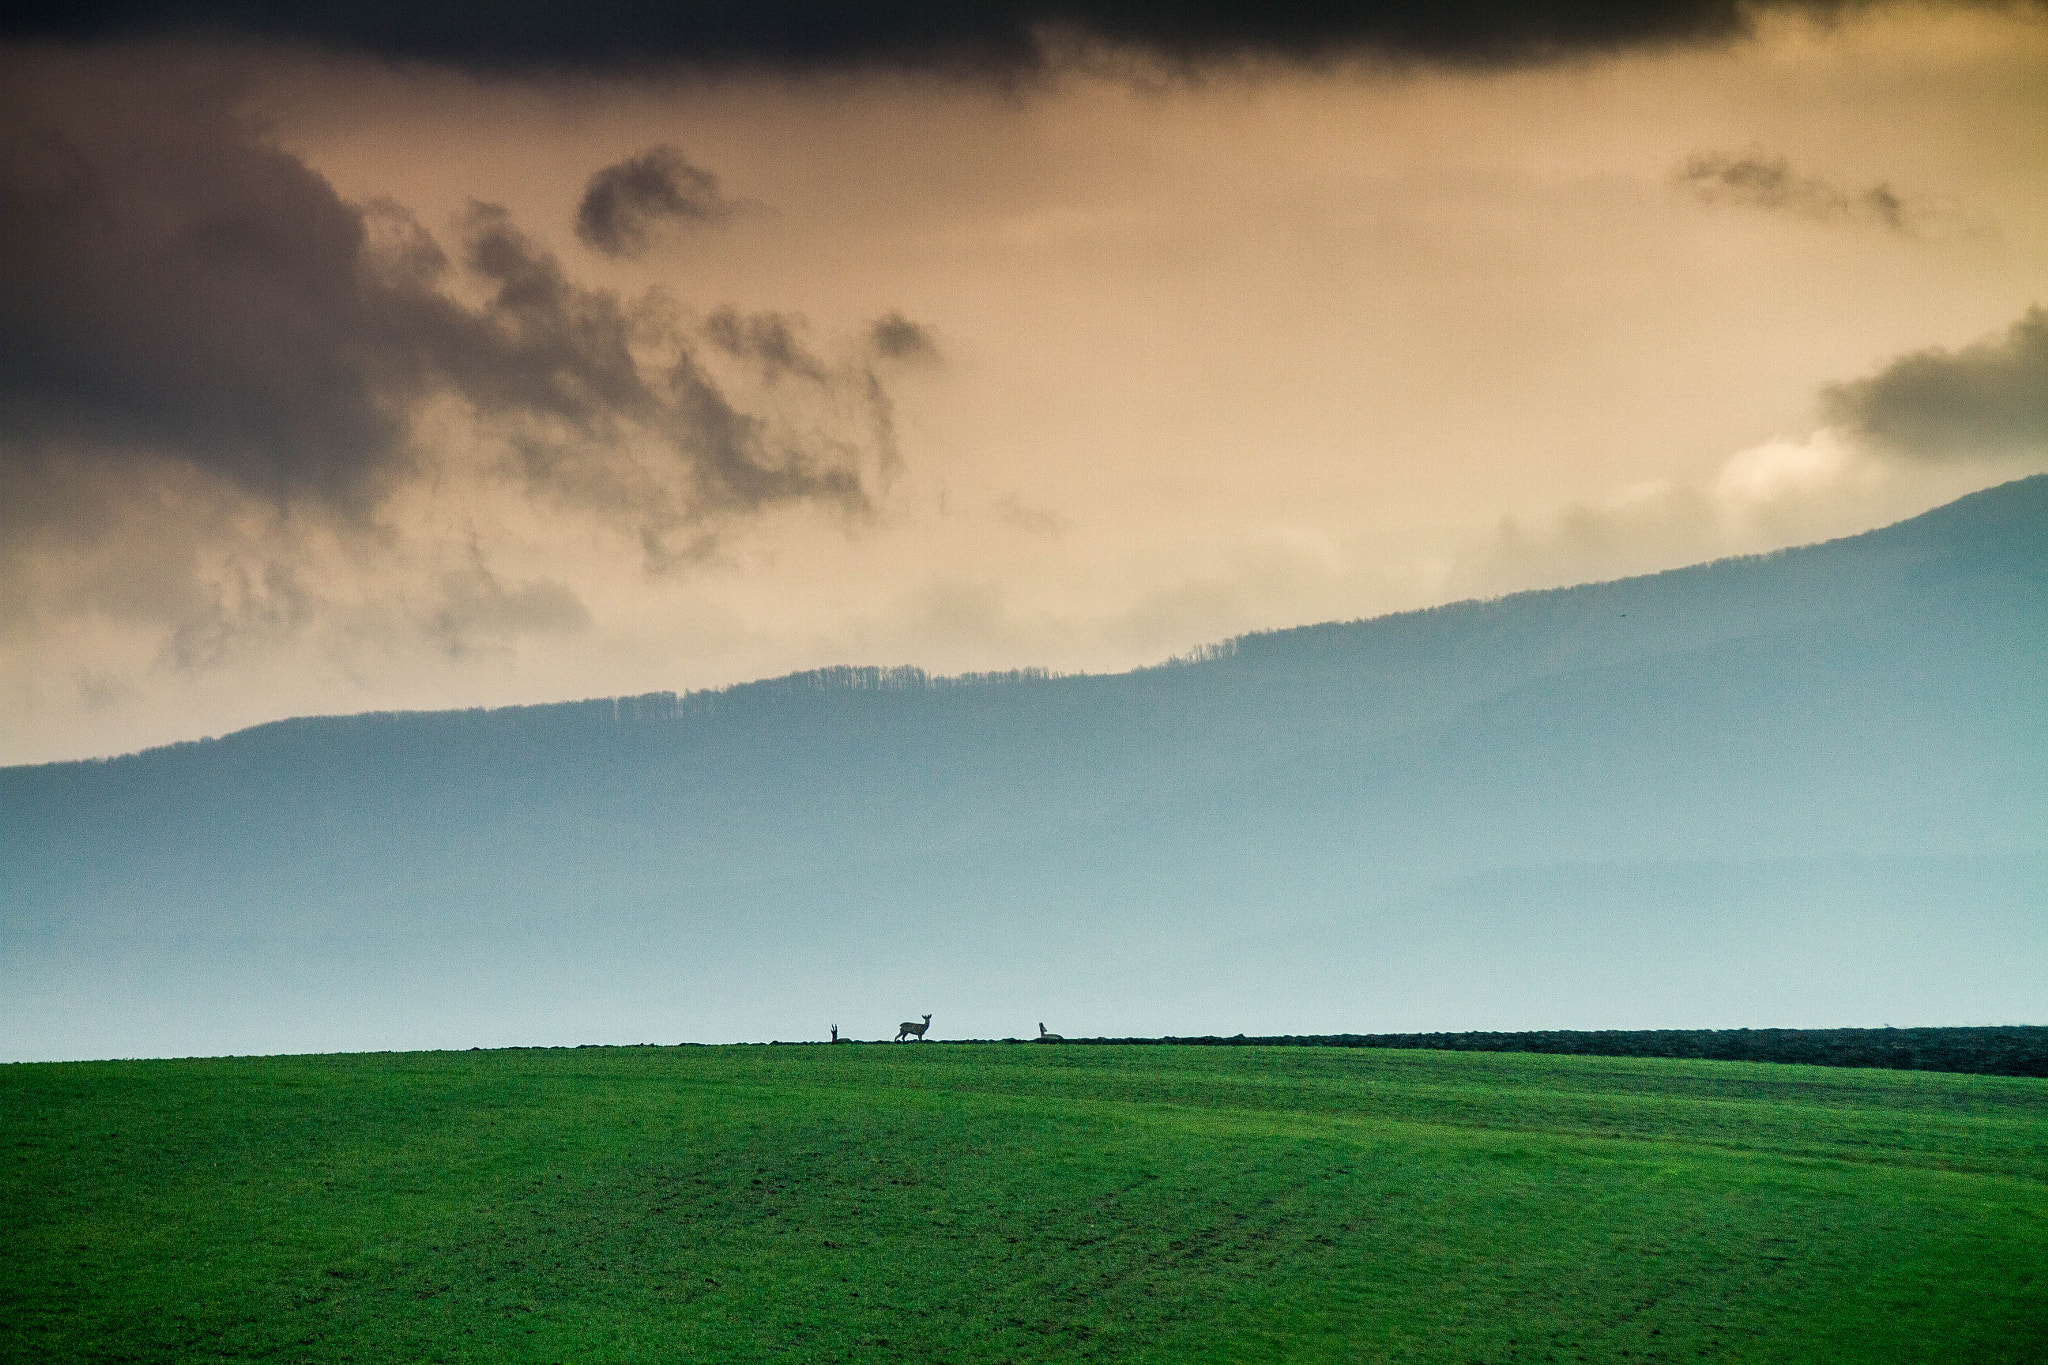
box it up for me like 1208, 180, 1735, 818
0, 59, 906, 558
1677, 150, 1914, 231
1826, 306, 2048, 459
576, 146, 739, 259
0, 1, 1954, 74
0, 65, 439, 510
702, 307, 830, 385
427, 203, 877, 552
869, 312, 939, 363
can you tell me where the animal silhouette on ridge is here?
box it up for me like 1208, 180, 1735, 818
896, 1013, 931, 1042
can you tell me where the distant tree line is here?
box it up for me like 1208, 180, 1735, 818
1038, 1027, 2048, 1078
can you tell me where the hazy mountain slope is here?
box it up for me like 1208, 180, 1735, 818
4, 477, 2044, 1059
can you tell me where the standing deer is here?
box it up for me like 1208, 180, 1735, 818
896, 1013, 932, 1042
1038, 1023, 1062, 1042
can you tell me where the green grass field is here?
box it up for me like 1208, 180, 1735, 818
4, 1043, 2043, 1363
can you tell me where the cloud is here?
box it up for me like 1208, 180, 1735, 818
0, 58, 911, 537
1676, 150, 1915, 232
869, 312, 940, 364
423, 560, 589, 661
451, 203, 879, 545
0, 55, 929, 673
1457, 309, 2048, 595
576, 146, 740, 259
992, 495, 1069, 537
0, 63, 438, 511
0, 1, 1979, 75
1454, 429, 1902, 597
73, 667, 133, 712
1824, 306, 2048, 460
703, 307, 829, 385
1710, 427, 1879, 506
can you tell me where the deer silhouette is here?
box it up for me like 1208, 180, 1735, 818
896, 1013, 932, 1042
1038, 1022, 1062, 1042
830, 1025, 839, 1043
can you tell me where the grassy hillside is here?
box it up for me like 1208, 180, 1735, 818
5, 1045, 2043, 1363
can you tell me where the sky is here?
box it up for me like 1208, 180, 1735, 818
4, 1, 2046, 766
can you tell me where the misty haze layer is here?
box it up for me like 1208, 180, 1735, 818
3, 478, 2043, 1060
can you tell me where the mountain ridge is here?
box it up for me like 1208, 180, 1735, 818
19, 473, 2042, 773
3, 476, 2043, 1059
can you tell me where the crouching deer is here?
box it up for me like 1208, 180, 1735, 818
896, 1013, 931, 1042
1038, 1023, 1062, 1042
